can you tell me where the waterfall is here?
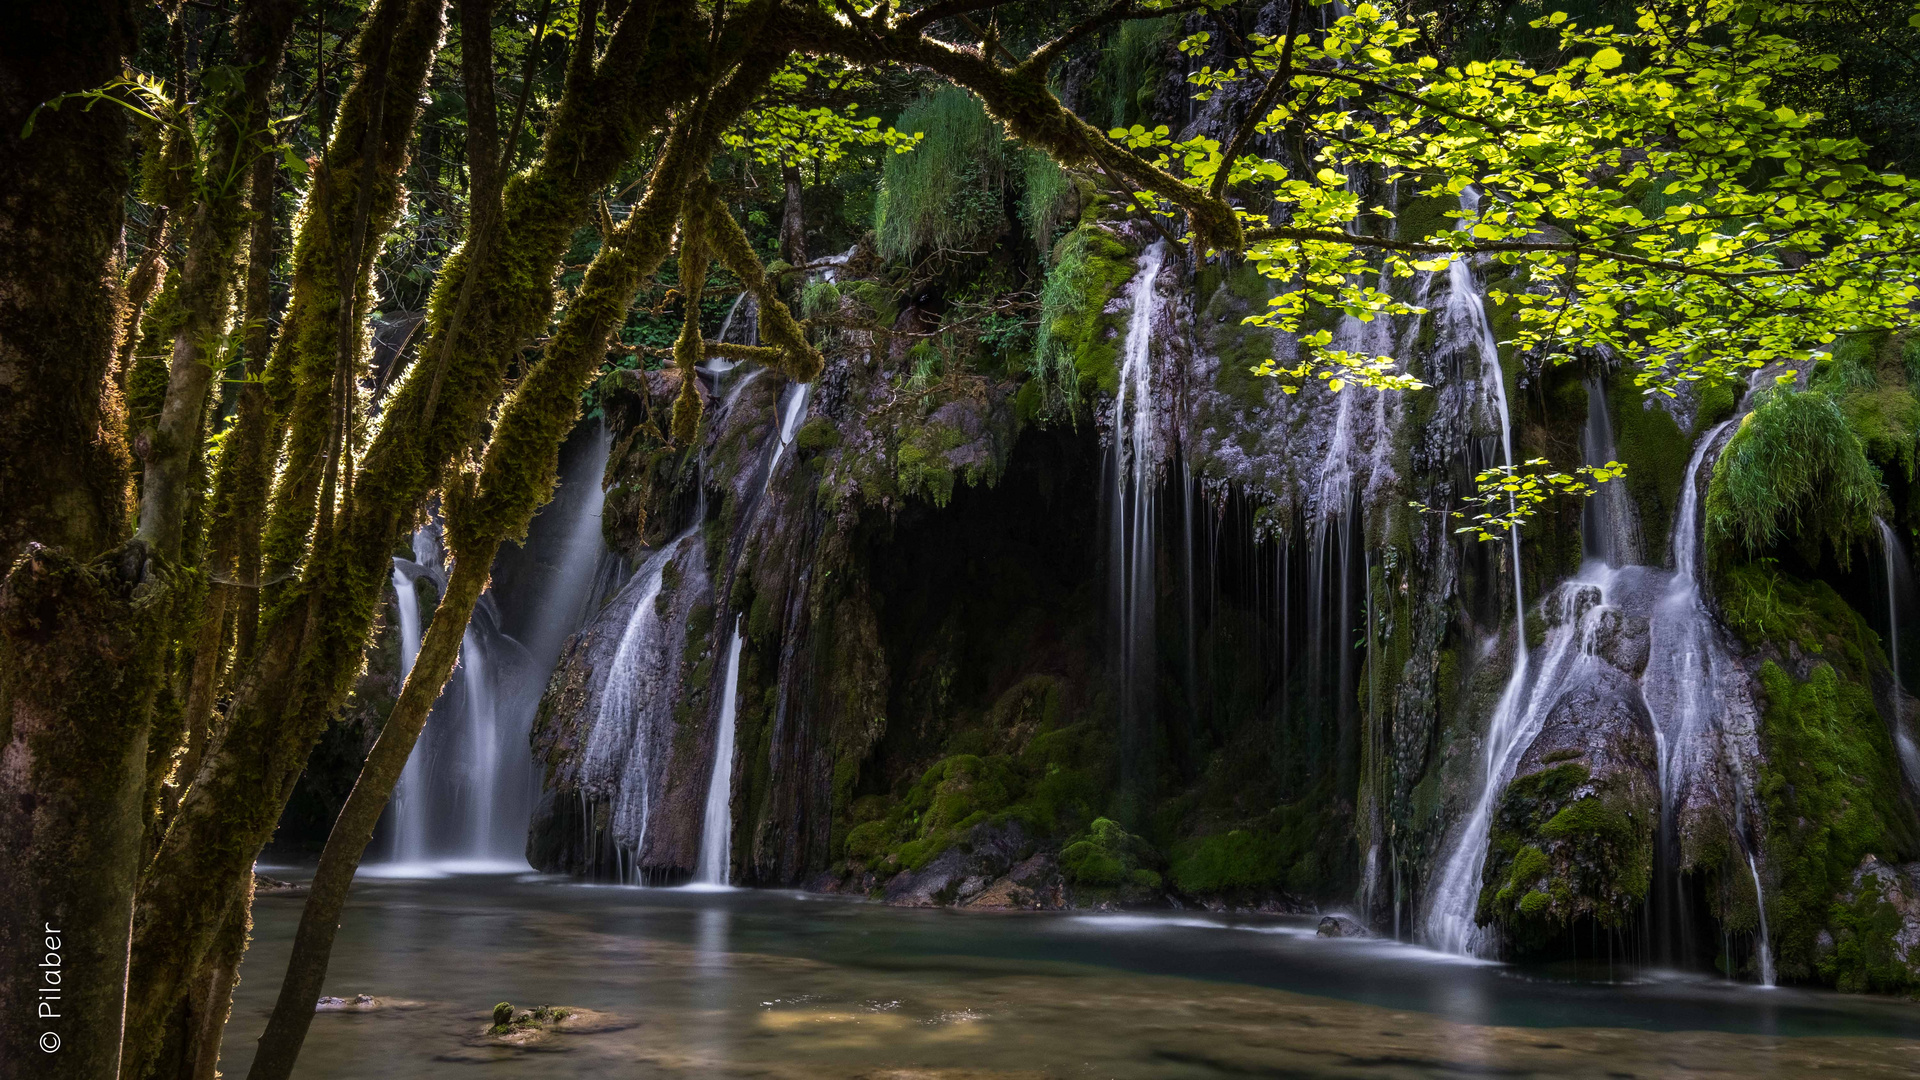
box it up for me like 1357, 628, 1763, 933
1876, 518, 1920, 797
579, 531, 697, 877
1110, 241, 1167, 814
767, 381, 812, 484
681, 379, 810, 884
1746, 850, 1777, 987
1582, 374, 1637, 567
692, 620, 746, 886
376, 425, 612, 873
1425, 192, 1534, 955
1426, 572, 1612, 955
1641, 419, 1742, 967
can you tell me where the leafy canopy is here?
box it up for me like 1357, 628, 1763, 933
1107, 0, 1920, 397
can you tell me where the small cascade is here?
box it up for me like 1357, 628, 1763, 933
693, 620, 746, 886
1109, 241, 1168, 813
1582, 374, 1638, 567
767, 380, 813, 485
1641, 419, 1747, 967
1425, 191, 1534, 955
1427, 571, 1614, 955
578, 531, 700, 879
386, 530, 438, 863
683, 383, 809, 884
1877, 518, 1920, 795
1746, 850, 1777, 987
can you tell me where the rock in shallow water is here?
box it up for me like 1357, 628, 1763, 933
1316, 914, 1370, 938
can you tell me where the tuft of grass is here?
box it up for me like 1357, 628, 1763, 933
1705, 387, 1881, 567
1017, 149, 1074, 252
874, 88, 1006, 260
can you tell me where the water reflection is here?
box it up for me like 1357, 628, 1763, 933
224, 875, 1920, 1078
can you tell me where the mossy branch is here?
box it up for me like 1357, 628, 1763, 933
704, 191, 823, 382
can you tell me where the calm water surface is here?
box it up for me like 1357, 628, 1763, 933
224, 871, 1920, 1078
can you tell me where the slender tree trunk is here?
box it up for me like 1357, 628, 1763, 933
243, 551, 490, 1080
780, 160, 805, 266
135, 0, 300, 562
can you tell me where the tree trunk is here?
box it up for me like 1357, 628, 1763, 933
0, 5, 148, 1077
0, 546, 163, 1080
135, 0, 300, 562
243, 551, 490, 1080
780, 160, 805, 266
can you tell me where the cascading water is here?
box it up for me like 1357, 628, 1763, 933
377, 426, 612, 873
385, 529, 440, 865
1425, 192, 1534, 956
687, 378, 811, 883
1582, 373, 1638, 567
579, 532, 699, 879
692, 620, 746, 886
1877, 518, 1920, 796
1110, 241, 1167, 813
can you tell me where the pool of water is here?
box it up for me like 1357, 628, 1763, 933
225, 872, 1920, 1078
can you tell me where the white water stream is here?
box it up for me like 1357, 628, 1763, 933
692, 620, 746, 886
1425, 192, 1532, 956
1110, 241, 1167, 808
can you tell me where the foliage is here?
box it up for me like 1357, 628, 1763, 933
1107, 1, 1920, 394
874, 87, 1007, 260
720, 56, 918, 170
1705, 387, 1882, 565
1417, 457, 1627, 540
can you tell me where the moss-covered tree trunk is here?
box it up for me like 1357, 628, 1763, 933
134, 0, 299, 562
0, 6, 152, 1078
124, 6, 750, 1075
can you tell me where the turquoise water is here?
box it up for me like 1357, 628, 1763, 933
224, 873, 1920, 1078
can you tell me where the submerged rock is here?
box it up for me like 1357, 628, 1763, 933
1316, 914, 1370, 938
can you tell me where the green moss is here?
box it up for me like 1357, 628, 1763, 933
1755, 661, 1918, 983
1695, 378, 1738, 434
1478, 761, 1656, 951
1608, 380, 1691, 562
796, 416, 840, 454
1029, 225, 1139, 418
1705, 388, 1881, 568
1714, 561, 1877, 671
1061, 817, 1157, 887
844, 705, 1108, 878
1823, 872, 1920, 994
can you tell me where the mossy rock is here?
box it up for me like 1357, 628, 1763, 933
1755, 661, 1920, 984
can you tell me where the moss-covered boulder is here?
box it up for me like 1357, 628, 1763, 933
1820, 855, 1920, 994
1060, 817, 1163, 897
1478, 603, 1659, 954
1755, 661, 1920, 983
